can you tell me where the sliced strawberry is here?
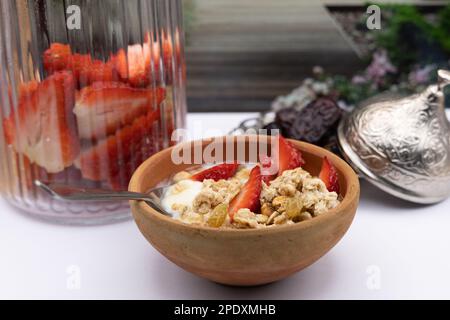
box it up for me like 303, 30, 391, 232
106, 141, 159, 191
160, 31, 184, 84
2, 87, 16, 145
277, 135, 305, 175
44, 47, 119, 88
42, 40, 162, 88
190, 163, 239, 182
117, 45, 149, 87
70, 55, 119, 88
18, 81, 39, 98
162, 35, 174, 80
4, 72, 80, 173
113, 49, 128, 80
74, 82, 165, 140
114, 42, 156, 87
228, 165, 262, 221
32, 162, 87, 188
112, 34, 167, 87
260, 154, 277, 185
17, 152, 99, 192
43, 43, 72, 74
106, 151, 141, 191
78, 108, 161, 183
79, 60, 119, 87
69, 53, 92, 82
319, 156, 340, 193
3, 116, 15, 145
260, 135, 304, 181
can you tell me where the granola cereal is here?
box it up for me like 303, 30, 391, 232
161, 146, 341, 229
233, 208, 260, 228
260, 168, 340, 219
193, 177, 242, 214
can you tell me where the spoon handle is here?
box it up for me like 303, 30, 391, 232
34, 180, 173, 217
34, 181, 151, 202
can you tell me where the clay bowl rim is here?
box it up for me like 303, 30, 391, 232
129, 135, 360, 236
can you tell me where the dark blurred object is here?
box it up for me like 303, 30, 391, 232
262, 122, 282, 134
275, 97, 342, 144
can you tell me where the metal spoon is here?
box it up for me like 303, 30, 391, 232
34, 180, 173, 217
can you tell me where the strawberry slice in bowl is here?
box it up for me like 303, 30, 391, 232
190, 163, 239, 182
74, 82, 165, 140
3, 71, 80, 173
319, 156, 340, 194
260, 135, 305, 184
228, 165, 262, 221
277, 135, 305, 174
260, 154, 277, 185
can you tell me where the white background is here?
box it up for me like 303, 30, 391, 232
1, 112, 450, 299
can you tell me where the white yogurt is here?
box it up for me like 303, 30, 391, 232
161, 164, 255, 217
161, 179, 203, 217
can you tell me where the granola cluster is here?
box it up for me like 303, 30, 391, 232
258, 167, 340, 227
166, 166, 340, 229
193, 178, 242, 214
170, 168, 249, 227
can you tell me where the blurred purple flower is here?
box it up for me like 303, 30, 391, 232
365, 50, 397, 85
351, 75, 367, 84
408, 65, 435, 85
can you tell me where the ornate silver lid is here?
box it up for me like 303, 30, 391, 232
338, 70, 450, 204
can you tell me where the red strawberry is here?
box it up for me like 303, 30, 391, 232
106, 142, 158, 191
228, 165, 262, 221
74, 82, 165, 140
3, 72, 80, 173
44, 46, 119, 88
77, 108, 161, 183
43, 43, 72, 74
319, 156, 340, 193
42, 41, 161, 88
260, 154, 277, 185
18, 81, 39, 98
190, 163, 239, 182
86, 60, 119, 83
277, 135, 305, 175
63, 53, 88, 88
162, 35, 174, 79
70, 55, 119, 88
160, 31, 184, 84
113, 49, 128, 80
114, 45, 149, 87
113, 34, 171, 87
3, 86, 16, 145
17, 152, 99, 192
3, 116, 15, 145
113, 40, 160, 88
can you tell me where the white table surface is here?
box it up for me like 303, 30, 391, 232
1, 112, 450, 300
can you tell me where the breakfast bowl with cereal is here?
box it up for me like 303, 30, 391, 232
129, 135, 360, 286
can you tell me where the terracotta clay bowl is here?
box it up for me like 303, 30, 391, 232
129, 136, 360, 286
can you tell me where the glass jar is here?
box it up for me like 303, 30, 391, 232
0, 0, 186, 224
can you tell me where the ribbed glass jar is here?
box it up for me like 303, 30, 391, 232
0, 0, 186, 224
